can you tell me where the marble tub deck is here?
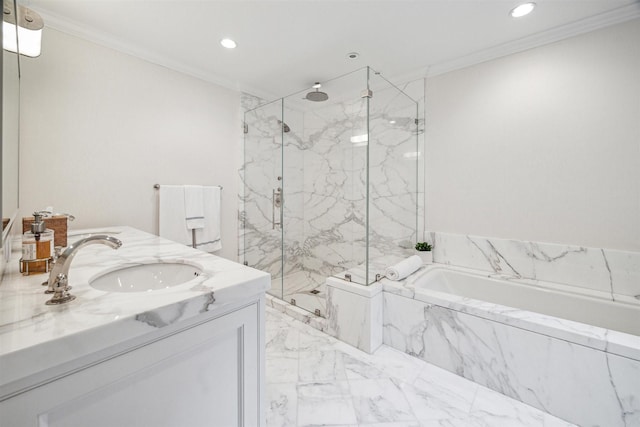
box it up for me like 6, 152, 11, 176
265, 307, 575, 427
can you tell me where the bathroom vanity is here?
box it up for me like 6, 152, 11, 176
0, 227, 270, 426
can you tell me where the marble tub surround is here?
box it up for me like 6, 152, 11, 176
382, 265, 640, 427
0, 226, 270, 396
383, 264, 640, 360
325, 277, 383, 353
265, 307, 576, 427
431, 231, 640, 302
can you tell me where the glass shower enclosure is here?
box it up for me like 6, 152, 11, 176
242, 67, 419, 317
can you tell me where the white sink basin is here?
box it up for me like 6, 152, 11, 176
90, 262, 202, 293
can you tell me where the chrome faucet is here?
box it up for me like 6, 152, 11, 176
45, 235, 122, 305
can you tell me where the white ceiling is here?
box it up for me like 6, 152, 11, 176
24, 0, 640, 100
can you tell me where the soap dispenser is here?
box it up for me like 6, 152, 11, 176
21, 212, 55, 275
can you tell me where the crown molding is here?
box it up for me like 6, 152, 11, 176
34, 3, 640, 98
424, 3, 640, 78
34, 8, 280, 100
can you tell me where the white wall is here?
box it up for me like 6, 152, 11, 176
425, 19, 640, 252
20, 28, 241, 260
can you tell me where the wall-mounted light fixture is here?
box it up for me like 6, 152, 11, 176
3, 0, 44, 57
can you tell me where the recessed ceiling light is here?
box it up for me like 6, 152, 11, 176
510, 2, 536, 18
220, 38, 237, 49
346, 52, 359, 60
389, 120, 396, 124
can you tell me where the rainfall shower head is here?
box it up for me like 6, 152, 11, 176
305, 82, 329, 102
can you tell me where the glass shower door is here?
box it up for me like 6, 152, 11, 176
242, 100, 284, 299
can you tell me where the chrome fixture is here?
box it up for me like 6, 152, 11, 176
37, 209, 75, 222
344, 273, 352, 282
45, 235, 122, 305
272, 185, 283, 229
154, 183, 223, 190
2, 0, 44, 57
306, 82, 329, 102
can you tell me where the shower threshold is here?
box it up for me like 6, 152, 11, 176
269, 270, 327, 318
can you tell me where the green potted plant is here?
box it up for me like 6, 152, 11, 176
415, 241, 433, 264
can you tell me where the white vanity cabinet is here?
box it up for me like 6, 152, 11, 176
0, 298, 264, 427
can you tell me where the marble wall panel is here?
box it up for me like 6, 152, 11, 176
431, 231, 640, 299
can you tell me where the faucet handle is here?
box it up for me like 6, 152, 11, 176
45, 274, 76, 305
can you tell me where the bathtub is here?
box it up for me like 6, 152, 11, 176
382, 265, 640, 427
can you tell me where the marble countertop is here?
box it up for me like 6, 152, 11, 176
0, 226, 270, 395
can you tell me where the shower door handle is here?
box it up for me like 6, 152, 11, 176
272, 188, 282, 229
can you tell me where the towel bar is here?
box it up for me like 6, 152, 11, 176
154, 184, 223, 190
156, 184, 222, 249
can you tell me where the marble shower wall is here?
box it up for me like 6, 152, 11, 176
430, 231, 640, 300
368, 78, 421, 264
301, 80, 420, 284
241, 74, 421, 294
241, 94, 284, 294
302, 97, 369, 284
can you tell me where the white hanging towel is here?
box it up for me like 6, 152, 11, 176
385, 255, 423, 281
158, 185, 191, 246
184, 185, 205, 229
195, 186, 222, 252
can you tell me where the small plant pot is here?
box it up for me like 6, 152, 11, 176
417, 251, 432, 265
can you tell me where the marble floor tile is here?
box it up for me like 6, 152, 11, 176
298, 350, 347, 383
267, 352, 299, 384
296, 381, 358, 426
348, 378, 415, 424
265, 306, 576, 427
266, 383, 298, 427
467, 387, 551, 427
266, 324, 300, 353
360, 345, 426, 384
341, 352, 389, 381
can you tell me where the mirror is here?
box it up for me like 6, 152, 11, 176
2, 0, 21, 241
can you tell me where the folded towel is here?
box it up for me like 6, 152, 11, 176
195, 186, 222, 252
385, 255, 423, 281
184, 185, 205, 230
159, 185, 191, 245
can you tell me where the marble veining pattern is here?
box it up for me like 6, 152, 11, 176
382, 289, 640, 427
431, 231, 640, 301
241, 82, 420, 316
265, 307, 575, 427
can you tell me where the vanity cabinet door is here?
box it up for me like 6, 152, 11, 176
0, 301, 264, 427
